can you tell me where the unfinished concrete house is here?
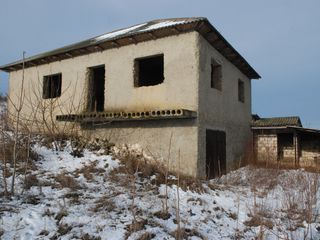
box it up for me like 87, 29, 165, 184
252, 115, 320, 167
0, 17, 261, 178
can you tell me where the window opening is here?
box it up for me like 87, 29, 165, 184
43, 73, 62, 99
211, 59, 222, 90
238, 79, 245, 102
134, 54, 164, 87
87, 65, 105, 112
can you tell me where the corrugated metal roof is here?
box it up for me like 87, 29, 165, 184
0, 17, 260, 79
252, 116, 302, 128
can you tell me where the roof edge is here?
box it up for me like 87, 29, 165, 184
0, 17, 260, 79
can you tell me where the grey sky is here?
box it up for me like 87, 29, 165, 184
1, 0, 319, 127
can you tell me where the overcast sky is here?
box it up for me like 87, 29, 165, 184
1, 0, 319, 127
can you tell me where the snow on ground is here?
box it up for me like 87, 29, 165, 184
0, 139, 320, 239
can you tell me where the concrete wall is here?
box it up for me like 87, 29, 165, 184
7, 32, 201, 176
197, 34, 252, 177
83, 121, 198, 176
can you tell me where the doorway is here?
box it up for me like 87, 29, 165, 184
87, 65, 105, 112
206, 129, 226, 179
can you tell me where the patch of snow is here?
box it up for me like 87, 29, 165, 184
95, 23, 147, 42
140, 20, 187, 32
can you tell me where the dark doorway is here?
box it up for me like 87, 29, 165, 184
206, 129, 226, 179
87, 65, 105, 112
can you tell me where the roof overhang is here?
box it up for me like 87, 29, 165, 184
252, 126, 320, 135
0, 17, 260, 79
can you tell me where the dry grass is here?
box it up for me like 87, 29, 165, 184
57, 223, 72, 236
80, 233, 101, 240
74, 161, 105, 181
170, 228, 205, 240
110, 145, 205, 192
90, 195, 116, 213
125, 219, 147, 238
23, 174, 39, 190
136, 232, 156, 240
55, 173, 80, 190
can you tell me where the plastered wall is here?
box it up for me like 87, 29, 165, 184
197, 34, 252, 177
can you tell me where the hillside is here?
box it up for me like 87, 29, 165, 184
0, 138, 319, 239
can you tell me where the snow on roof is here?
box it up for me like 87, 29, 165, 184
139, 20, 187, 32
95, 23, 147, 42
94, 19, 194, 42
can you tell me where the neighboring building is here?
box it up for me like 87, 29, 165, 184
252, 115, 320, 167
0, 17, 260, 178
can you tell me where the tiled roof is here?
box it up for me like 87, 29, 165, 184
0, 17, 260, 79
252, 116, 302, 128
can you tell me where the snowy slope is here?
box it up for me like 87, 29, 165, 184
0, 140, 320, 240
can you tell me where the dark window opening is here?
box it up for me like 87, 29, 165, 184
238, 79, 245, 102
43, 73, 62, 99
206, 129, 226, 179
277, 133, 295, 160
211, 60, 222, 90
87, 65, 105, 112
134, 54, 164, 87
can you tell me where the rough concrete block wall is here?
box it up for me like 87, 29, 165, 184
255, 134, 278, 162
282, 147, 295, 159
299, 139, 320, 167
